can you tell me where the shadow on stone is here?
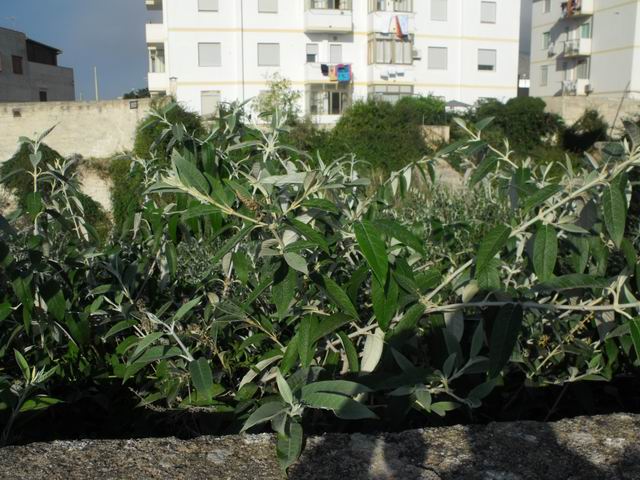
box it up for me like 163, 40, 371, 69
289, 414, 640, 480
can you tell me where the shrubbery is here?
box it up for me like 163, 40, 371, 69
562, 109, 609, 153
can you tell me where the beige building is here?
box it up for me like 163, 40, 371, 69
530, 0, 640, 98
0, 27, 75, 103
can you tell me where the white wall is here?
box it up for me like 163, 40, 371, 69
149, 0, 521, 117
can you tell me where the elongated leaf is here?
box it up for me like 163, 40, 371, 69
533, 224, 558, 282
361, 329, 385, 373
242, 401, 287, 432
290, 219, 329, 254
488, 304, 523, 378
337, 331, 360, 373
376, 220, 425, 254
189, 358, 214, 402
174, 154, 210, 194
173, 296, 201, 321
389, 303, 425, 340
301, 380, 372, 398
284, 252, 308, 275
318, 276, 358, 319
312, 314, 351, 343
272, 265, 296, 320
355, 221, 388, 284
303, 392, 376, 420
298, 317, 315, 368
475, 225, 511, 276
538, 274, 609, 291
302, 198, 339, 214
629, 318, 640, 360
276, 370, 294, 406
207, 224, 255, 271
602, 177, 627, 248
14, 350, 31, 383
277, 420, 303, 472
372, 276, 398, 331
130, 332, 165, 360
470, 155, 499, 187
523, 185, 562, 213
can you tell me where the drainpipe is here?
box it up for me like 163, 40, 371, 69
240, 0, 246, 102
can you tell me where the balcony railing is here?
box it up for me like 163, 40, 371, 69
145, 0, 162, 11
368, 0, 413, 13
306, 0, 352, 10
563, 39, 591, 57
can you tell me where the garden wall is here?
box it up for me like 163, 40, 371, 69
0, 99, 153, 162
542, 95, 640, 132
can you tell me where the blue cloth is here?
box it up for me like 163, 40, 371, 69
337, 65, 351, 82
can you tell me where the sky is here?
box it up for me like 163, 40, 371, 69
0, 0, 533, 101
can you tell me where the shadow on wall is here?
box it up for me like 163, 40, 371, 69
289, 414, 640, 480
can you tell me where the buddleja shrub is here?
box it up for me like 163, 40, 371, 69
3, 107, 640, 473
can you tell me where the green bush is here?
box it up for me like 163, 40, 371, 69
562, 109, 609, 153
394, 95, 446, 126
108, 157, 145, 232
133, 101, 203, 162
0, 142, 110, 239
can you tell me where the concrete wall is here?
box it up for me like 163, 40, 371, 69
0, 27, 75, 102
0, 99, 153, 162
542, 95, 640, 131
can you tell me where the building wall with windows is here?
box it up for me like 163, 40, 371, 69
0, 27, 75, 103
530, 0, 640, 99
145, 0, 520, 121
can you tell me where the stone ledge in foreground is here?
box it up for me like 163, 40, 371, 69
0, 413, 639, 480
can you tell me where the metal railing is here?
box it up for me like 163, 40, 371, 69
368, 0, 413, 13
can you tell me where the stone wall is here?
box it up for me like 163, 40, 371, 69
0, 99, 153, 162
542, 95, 640, 133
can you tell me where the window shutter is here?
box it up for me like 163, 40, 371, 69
541, 65, 548, 86
201, 91, 221, 116
478, 49, 497, 70
481, 1, 497, 23
258, 0, 278, 13
258, 43, 280, 66
428, 47, 447, 70
431, 0, 447, 21
330, 44, 343, 64
198, 0, 218, 11
199, 43, 221, 66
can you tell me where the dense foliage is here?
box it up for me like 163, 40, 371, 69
2, 106, 640, 475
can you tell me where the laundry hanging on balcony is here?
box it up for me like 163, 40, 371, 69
336, 64, 351, 83
329, 66, 338, 81
390, 15, 409, 38
321, 64, 329, 76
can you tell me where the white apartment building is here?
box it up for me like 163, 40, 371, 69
530, 0, 640, 98
145, 0, 521, 121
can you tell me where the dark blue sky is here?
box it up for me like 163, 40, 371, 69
1, 1, 532, 100
1, 0, 151, 100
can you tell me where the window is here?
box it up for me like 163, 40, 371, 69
258, 43, 280, 66
306, 43, 319, 63
259, 0, 278, 13
543, 0, 551, 13
199, 43, 221, 66
369, 0, 413, 11
431, 0, 447, 21
148, 45, 165, 73
310, 0, 352, 10
368, 84, 414, 104
540, 65, 548, 86
39, 90, 48, 102
12, 55, 23, 75
368, 33, 414, 65
428, 47, 447, 70
330, 44, 342, 64
581, 22, 592, 39
577, 59, 590, 79
308, 84, 351, 115
481, 1, 497, 23
478, 49, 496, 71
201, 90, 221, 117
543, 32, 551, 49
198, 0, 218, 11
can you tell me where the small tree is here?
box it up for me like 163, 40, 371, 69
253, 73, 302, 124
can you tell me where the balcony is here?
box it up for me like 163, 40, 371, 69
563, 39, 591, 57
368, 64, 415, 83
148, 72, 169, 93
562, 78, 592, 96
145, 23, 166, 43
304, 0, 353, 33
305, 63, 353, 83
368, 11, 415, 34
561, 0, 594, 19
145, 0, 162, 10
368, 0, 414, 13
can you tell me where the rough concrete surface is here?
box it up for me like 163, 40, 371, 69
0, 414, 638, 480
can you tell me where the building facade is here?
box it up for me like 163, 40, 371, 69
530, 0, 640, 98
145, 0, 520, 121
0, 27, 75, 103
